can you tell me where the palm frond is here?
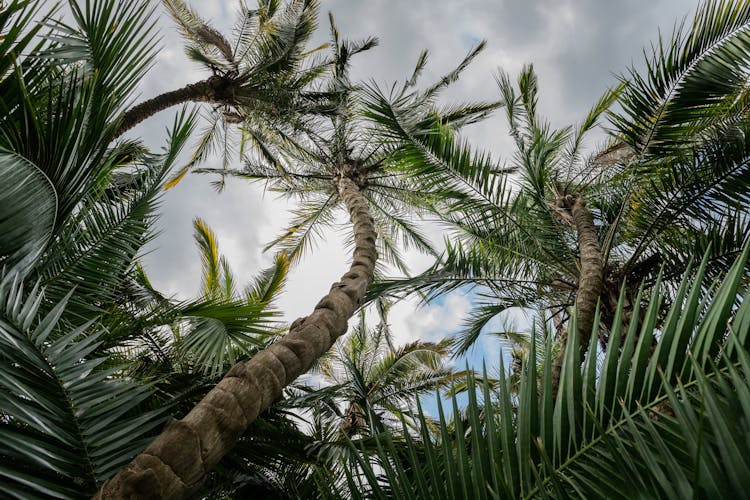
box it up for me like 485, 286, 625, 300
45, 0, 158, 112
162, 0, 235, 68
0, 150, 57, 275
246, 252, 290, 305
194, 218, 222, 301
612, 0, 750, 158
342, 245, 750, 498
34, 110, 196, 322
0, 275, 167, 498
175, 297, 276, 377
264, 193, 339, 263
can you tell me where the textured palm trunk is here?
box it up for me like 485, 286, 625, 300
341, 401, 367, 438
552, 196, 603, 394
115, 77, 226, 138
96, 177, 376, 499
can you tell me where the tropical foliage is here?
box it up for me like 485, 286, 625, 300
0, 0, 749, 498
292, 304, 453, 439
367, 0, 750, 358
341, 246, 750, 499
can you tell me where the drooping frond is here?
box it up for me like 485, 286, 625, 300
163, 0, 236, 68
264, 193, 339, 263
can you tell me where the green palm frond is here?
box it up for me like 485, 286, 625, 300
174, 297, 276, 377
194, 218, 223, 301
451, 299, 526, 358
210, 25, 493, 277
2, 69, 111, 222
364, 84, 506, 212
620, 123, 750, 277
612, 0, 750, 158
420, 41, 487, 103
367, 340, 452, 398
367, 235, 556, 308
246, 252, 290, 305
169, 219, 289, 376
0, 275, 167, 498
342, 245, 750, 499
0, 1, 166, 283
0, 150, 57, 276
45, 0, 158, 113
33, 110, 196, 322
559, 84, 625, 188
154, 0, 326, 188
264, 194, 340, 263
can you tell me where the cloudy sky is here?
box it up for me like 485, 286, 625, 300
134, 0, 701, 365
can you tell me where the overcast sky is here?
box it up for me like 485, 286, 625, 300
134, 0, 701, 363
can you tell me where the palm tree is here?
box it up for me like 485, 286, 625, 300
366, 0, 750, 390
344, 246, 750, 498
114, 0, 323, 146
96, 19, 382, 497
98, 16, 493, 496
291, 303, 454, 439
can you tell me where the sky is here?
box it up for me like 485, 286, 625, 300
133, 0, 702, 369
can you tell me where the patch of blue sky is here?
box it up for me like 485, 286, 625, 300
416, 286, 536, 419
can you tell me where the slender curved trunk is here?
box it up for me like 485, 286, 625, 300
97, 177, 377, 499
552, 196, 603, 393
115, 78, 218, 138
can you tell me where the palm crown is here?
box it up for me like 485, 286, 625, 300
294, 303, 453, 439
200, 16, 497, 277
117, 0, 329, 187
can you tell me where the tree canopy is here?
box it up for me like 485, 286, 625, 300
0, 0, 749, 498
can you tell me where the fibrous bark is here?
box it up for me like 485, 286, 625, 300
116, 76, 235, 138
96, 176, 377, 499
552, 196, 603, 393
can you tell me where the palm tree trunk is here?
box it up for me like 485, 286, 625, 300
552, 196, 603, 393
115, 78, 219, 138
96, 177, 377, 499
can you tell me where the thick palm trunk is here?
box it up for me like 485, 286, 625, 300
115, 77, 226, 138
552, 196, 603, 393
97, 177, 376, 499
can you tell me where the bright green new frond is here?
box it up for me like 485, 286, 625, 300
194, 218, 222, 301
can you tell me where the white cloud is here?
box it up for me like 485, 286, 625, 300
388, 293, 472, 346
